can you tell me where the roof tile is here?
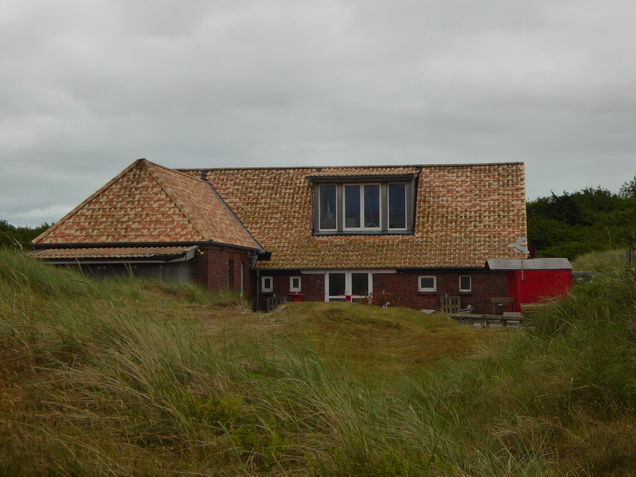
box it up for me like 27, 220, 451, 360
194, 163, 526, 269
33, 160, 260, 250
30, 246, 197, 260
34, 161, 526, 269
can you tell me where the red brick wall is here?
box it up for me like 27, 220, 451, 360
373, 270, 508, 313
255, 269, 509, 313
192, 244, 253, 298
256, 271, 325, 310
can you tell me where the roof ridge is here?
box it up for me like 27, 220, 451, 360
144, 161, 261, 250
32, 159, 144, 244
200, 175, 263, 251
178, 162, 525, 173
145, 159, 212, 183
142, 161, 209, 241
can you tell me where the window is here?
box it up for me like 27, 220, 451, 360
319, 184, 337, 230
261, 276, 273, 293
290, 276, 301, 292
459, 275, 472, 293
388, 183, 406, 229
418, 276, 436, 292
315, 181, 411, 233
326, 271, 372, 302
344, 184, 380, 230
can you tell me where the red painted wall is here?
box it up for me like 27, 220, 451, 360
508, 269, 572, 311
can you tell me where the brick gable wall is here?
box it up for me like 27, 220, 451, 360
192, 244, 253, 297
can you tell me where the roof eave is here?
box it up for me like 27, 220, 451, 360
31, 240, 263, 252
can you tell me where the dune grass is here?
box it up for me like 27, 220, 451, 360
0, 249, 634, 475
571, 248, 628, 271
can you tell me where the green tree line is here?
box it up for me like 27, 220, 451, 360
527, 174, 636, 259
0, 220, 49, 249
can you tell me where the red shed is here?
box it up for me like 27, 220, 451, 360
486, 258, 573, 312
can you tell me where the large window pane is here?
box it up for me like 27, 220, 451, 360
459, 275, 471, 292
317, 182, 410, 233
328, 273, 346, 297
344, 185, 360, 228
319, 184, 337, 230
364, 185, 380, 228
418, 276, 436, 292
388, 183, 406, 229
351, 273, 369, 296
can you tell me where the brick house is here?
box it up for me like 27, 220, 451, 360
31, 159, 527, 312
30, 160, 263, 297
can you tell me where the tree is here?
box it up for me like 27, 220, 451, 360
619, 174, 636, 199
526, 185, 636, 259
0, 220, 50, 249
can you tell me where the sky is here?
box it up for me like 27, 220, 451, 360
1, 0, 635, 227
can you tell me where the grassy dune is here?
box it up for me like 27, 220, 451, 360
572, 248, 629, 271
0, 250, 634, 475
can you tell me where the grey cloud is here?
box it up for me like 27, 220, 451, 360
1, 0, 634, 226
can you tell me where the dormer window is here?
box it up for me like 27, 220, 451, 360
311, 176, 415, 234
319, 184, 337, 230
344, 184, 380, 230
388, 183, 406, 229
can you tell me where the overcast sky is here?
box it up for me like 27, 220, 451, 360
2, 0, 635, 227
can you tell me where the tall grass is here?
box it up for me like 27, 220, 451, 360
1, 250, 634, 475
572, 248, 628, 271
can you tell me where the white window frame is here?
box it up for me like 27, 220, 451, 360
290, 276, 301, 292
343, 183, 382, 231
261, 276, 273, 293
316, 182, 410, 233
325, 271, 373, 302
459, 275, 472, 293
418, 276, 437, 292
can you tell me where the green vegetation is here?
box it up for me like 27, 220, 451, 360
1, 250, 635, 475
0, 220, 49, 249
527, 174, 636, 260
571, 249, 628, 272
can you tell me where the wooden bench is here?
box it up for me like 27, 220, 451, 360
449, 312, 525, 328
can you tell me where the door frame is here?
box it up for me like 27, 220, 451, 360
324, 270, 373, 302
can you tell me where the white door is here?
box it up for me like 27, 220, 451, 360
325, 271, 372, 302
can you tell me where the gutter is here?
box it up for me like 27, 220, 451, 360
30, 240, 262, 252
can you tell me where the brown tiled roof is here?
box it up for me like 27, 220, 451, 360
192, 163, 526, 269
30, 245, 197, 260
33, 160, 261, 250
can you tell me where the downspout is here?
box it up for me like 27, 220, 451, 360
256, 268, 260, 311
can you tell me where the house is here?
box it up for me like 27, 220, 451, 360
30, 160, 263, 296
31, 159, 529, 312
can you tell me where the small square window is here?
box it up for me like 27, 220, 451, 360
261, 276, 273, 293
290, 276, 301, 292
418, 276, 436, 292
459, 275, 472, 292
